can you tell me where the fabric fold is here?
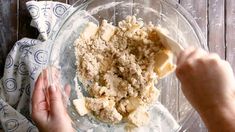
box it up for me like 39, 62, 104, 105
0, 1, 70, 131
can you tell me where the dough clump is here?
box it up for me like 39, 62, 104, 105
73, 16, 175, 126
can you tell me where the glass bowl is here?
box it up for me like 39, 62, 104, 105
47, 0, 207, 131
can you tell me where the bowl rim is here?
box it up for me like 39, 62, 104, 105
47, 0, 208, 131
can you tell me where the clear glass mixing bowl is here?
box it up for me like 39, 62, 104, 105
47, 0, 208, 131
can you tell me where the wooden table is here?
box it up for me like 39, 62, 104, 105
0, 0, 233, 131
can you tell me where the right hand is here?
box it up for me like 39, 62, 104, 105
176, 48, 235, 114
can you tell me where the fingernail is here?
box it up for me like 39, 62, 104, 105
50, 84, 57, 92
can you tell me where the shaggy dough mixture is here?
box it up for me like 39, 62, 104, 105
73, 16, 175, 127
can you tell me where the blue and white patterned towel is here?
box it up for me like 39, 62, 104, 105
0, 1, 70, 131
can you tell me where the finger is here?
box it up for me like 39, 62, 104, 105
48, 67, 61, 90
201, 53, 221, 69
32, 73, 48, 123
186, 48, 207, 61
177, 47, 195, 66
50, 67, 60, 82
42, 67, 59, 88
176, 49, 205, 80
65, 84, 71, 98
42, 69, 49, 88
207, 53, 221, 61
43, 67, 61, 106
48, 85, 65, 117
32, 73, 46, 111
62, 84, 71, 107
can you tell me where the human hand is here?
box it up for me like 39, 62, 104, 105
176, 48, 235, 112
32, 68, 75, 132
176, 48, 235, 131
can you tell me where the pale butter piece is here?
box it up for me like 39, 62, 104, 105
81, 22, 98, 40
127, 106, 150, 127
73, 98, 89, 116
100, 20, 116, 42
154, 49, 175, 78
126, 97, 143, 113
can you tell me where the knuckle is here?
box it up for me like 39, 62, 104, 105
209, 58, 219, 65
196, 53, 220, 66
197, 57, 205, 64
208, 54, 221, 65
176, 60, 194, 76
209, 53, 221, 60
208, 58, 219, 65
183, 60, 194, 68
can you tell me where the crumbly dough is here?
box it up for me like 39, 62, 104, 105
73, 16, 175, 126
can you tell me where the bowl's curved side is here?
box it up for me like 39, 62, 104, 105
47, 0, 207, 131
164, 0, 207, 50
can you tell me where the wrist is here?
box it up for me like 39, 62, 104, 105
198, 97, 235, 132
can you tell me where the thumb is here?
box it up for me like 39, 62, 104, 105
48, 85, 65, 117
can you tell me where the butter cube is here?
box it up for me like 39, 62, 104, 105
81, 22, 98, 40
154, 49, 175, 78
100, 20, 116, 42
127, 106, 150, 127
126, 97, 143, 113
73, 98, 89, 116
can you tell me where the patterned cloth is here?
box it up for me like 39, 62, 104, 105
0, 1, 70, 131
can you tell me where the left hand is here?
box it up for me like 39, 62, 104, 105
32, 68, 75, 132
